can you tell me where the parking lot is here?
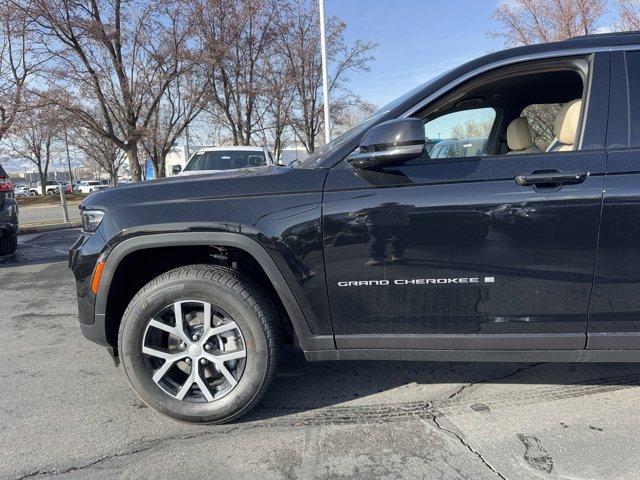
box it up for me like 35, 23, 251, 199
1, 229, 640, 479
18, 204, 80, 226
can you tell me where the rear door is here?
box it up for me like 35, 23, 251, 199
322, 53, 610, 351
589, 49, 640, 349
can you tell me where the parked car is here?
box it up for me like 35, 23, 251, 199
13, 185, 30, 197
429, 137, 487, 158
70, 32, 640, 424
74, 181, 109, 194
58, 182, 74, 194
172, 146, 276, 175
29, 181, 60, 195
0, 165, 18, 255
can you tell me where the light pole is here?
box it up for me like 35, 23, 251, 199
319, 0, 331, 145
64, 130, 74, 185
185, 125, 191, 159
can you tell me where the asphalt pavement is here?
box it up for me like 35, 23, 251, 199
1, 229, 639, 479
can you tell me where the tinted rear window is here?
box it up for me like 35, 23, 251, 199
185, 151, 267, 171
0, 164, 6, 177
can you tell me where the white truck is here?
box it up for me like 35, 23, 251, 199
74, 181, 109, 194
29, 181, 60, 196
172, 146, 277, 176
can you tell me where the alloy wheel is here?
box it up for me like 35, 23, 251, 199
141, 300, 247, 402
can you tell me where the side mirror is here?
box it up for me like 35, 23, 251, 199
172, 165, 182, 175
348, 118, 425, 169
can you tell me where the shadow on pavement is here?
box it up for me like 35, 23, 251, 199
0, 228, 80, 268
244, 347, 640, 423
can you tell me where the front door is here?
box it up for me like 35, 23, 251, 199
322, 54, 609, 351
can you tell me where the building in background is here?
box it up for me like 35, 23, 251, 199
165, 145, 196, 176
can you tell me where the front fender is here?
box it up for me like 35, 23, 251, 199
95, 231, 334, 351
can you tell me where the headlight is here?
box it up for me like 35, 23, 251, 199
81, 209, 105, 232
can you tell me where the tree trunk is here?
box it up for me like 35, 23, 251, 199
273, 125, 283, 162
306, 131, 315, 154
37, 166, 46, 195
125, 143, 142, 181
153, 154, 166, 178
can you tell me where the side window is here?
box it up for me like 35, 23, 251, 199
425, 108, 496, 158
418, 66, 586, 159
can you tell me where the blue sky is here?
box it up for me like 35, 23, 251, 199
326, 0, 620, 108
325, 0, 506, 107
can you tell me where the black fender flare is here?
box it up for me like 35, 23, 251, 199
94, 231, 334, 351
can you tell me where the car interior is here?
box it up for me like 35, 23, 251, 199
419, 59, 587, 159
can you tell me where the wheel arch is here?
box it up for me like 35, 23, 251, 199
95, 232, 332, 354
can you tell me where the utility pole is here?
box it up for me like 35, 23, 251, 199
319, 0, 331, 145
185, 125, 192, 159
64, 130, 74, 185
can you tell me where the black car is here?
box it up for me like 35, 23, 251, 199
0, 164, 18, 255
70, 32, 640, 424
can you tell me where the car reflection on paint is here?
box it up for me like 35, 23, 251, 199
327, 205, 491, 250
489, 201, 596, 247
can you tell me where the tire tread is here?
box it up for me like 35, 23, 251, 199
119, 263, 280, 424
0, 234, 17, 256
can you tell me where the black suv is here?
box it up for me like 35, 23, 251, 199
70, 32, 640, 423
0, 164, 18, 255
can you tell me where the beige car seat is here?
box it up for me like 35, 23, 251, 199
506, 117, 541, 154
547, 99, 582, 152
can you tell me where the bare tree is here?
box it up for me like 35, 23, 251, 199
489, 0, 607, 46
451, 119, 494, 139
193, 0, 278, 146
20, 0, 200, 181
278, 0, 376, 153
333, 99, 377, 135
141, 59, 212, 177
0, 1, 39, 142
617, 0, 640, 29
7, 97, 61, 193
255, 54, 296, 161
72, 127, 126, 186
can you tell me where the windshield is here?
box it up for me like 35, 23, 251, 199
185, 150, 267, 171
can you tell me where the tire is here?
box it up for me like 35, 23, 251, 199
0, 234, 17, 256
118, 264, 280, 423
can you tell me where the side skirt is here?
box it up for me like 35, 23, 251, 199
303, 348, 640, 362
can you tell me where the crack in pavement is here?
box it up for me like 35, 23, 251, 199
9, 367, 638, 479
447, 363, 544, 401
12, 426, 247, 480
428, 415, 508, 480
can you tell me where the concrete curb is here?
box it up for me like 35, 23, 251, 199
19, 221, 81, 234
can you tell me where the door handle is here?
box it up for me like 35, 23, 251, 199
514, 171, 589, 187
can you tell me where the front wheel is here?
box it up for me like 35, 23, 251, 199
118, 264, 280, 423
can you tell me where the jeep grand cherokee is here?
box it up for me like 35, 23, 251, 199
70, 32, 640, 423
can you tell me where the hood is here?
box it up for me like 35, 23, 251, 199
81, 165, 327, 211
